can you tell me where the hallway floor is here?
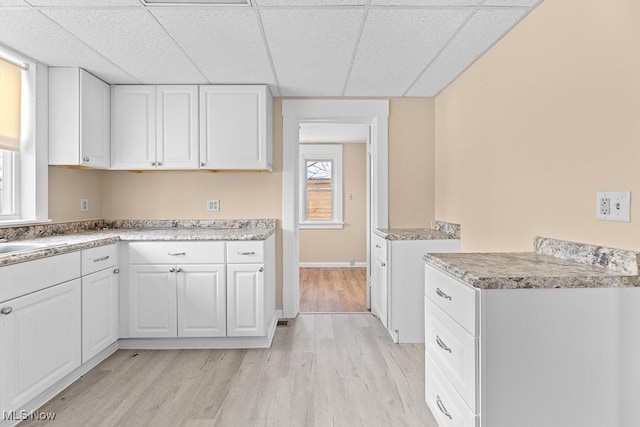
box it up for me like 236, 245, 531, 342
300, 267, 367, 313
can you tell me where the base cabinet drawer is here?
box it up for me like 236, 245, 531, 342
425, 265, 478, 336
426, 354, 477, 427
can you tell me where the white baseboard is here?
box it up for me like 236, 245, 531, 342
277, 309, 283, 318
299, 262, 367, 268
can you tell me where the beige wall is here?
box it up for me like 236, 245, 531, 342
435, 0, 640, 252
389, 98, 436, 228
48, 166, 104, 222
300, 143, 367, 263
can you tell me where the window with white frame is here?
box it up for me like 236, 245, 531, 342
299, 144, 343, 229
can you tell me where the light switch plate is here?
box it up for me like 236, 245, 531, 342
596, 191, 630, 222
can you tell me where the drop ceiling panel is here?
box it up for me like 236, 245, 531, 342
407, 8, 528, 96
28, 0, 141, 6
150, 8, 275, 86
0, 0, 28, 6
41, 7, 206, 83
260, 8, 362, 96
345, 8, 470, 96
370, 0, 481, 6
255, 0, 365, 6
0, 8, 136, 82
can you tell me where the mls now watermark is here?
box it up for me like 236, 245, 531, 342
3, 410, 56, 421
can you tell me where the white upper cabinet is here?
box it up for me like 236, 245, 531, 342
49, 68, 110, 169
111, 85, 198, 170
199, 85, 273, 171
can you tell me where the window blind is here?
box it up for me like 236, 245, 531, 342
0, 56, 22, 152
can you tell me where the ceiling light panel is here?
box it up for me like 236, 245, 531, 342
255, 0, 365, 6
0, 8, 136, 82
28, 0, 141, 5
40, 7, 206, 83
260, 8, 362, 96
345, 8, 470, 96
150, 7, 275, 85
370, 0, 481, 6
407, 8, 528, 96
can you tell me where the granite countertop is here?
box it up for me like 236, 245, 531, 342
375, 220, 461, 241
0, 219, 275, 267
424, 237, 640, 290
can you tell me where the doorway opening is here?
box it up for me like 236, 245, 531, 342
297, 124, 369, 313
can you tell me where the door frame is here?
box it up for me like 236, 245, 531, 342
282, 100, 389, 318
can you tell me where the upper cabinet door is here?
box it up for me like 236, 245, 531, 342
111, 85, 157, 170
80, 70, 110, 168
156, 86, 199, 169
49, 68, 110, 169
199, 85, 273, 171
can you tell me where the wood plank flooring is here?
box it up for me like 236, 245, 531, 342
21, 314, 437, 427
300, 267, 367, 313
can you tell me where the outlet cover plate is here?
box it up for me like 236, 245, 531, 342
80, 199, 89, 212
207, 199, 220, 212
596, 191, 630, 222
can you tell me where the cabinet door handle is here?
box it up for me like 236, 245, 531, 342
375, 244, 381, 248
114, 268, 120, 274
436, 335, 452, 353
150, 162, 156, 166
168, 252, 186, 256
435, 287, 452, 301
200, 162, 206, 167
436, 396, 452, 419
176, 267, 183, 273
237, 251, 255, 256
381, 262, 386, 267
82, 156, 90, 162
169, 267, 176, 273
93, 255, 110, 263
1, 307, 12, 315
258, 267, 264, 272
156, 162, 163, 166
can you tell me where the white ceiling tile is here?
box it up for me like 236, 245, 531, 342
150, 8, 275, 86
260, 8, 362, 96
345, 8, 470, 96
407, 8, 528, 96
28, 0, 141, 5
370, 0, 481, 6
256, 0, 364, 6
484, 0, 540, 6
41, 7, 206, 83
0, 8, 136, 82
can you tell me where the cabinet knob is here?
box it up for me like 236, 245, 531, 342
82, 156, 90, 162
176, 267, 183, 273
200, 162, 206, 167
156, 162, 163, 166
258, 267, 264, 272
150, 162, 156, 166
375, 244, 381, 249
1, 307, 13, 315
169, 267, 176, 273
114, 268, 120, 274
381, 262, 386, 267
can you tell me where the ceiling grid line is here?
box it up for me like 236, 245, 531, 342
340, 0, 371, 96
252, 3, 282, 96
20, 0, 142, 83
401, 0, 487, 96
136, 0, 210, 83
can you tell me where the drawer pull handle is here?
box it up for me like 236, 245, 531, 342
436, 287, 452, 300
381, 262, 386, 267
168, 252, 186, 256
375, 244, 381, 248
169, 267, 176, 273
258, 267, 264, 272
93, 255, 110, 263
436, 335, 452, 353
436, 396, 452, 419
1, 307, 12, 315
176, 267, 183, 273
238, 251, 256, 255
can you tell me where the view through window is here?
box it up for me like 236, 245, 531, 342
306, 160, 333, 220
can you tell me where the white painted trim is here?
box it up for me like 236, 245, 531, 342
299, 222, 344, 229
282, 100, 389, 319
277, 309, 283, 319
299, 262, 367, 268
0, 343, 118, 427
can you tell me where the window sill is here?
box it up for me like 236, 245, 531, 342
299, 222, 344, 230
0, 218, 52, 228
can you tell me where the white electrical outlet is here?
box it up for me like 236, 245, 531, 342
80, 199, 89, 212
596, 191, 630, 222
207, 199, 220, 212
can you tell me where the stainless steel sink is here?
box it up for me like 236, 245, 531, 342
0, 242, 51, 254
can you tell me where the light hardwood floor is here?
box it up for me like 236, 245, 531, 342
300, 267, 367, 313
21, 314, 437, 427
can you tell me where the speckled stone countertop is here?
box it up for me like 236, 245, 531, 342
0, 219, 275, 267
424, 237, 640, 290
375, 220, 461, 241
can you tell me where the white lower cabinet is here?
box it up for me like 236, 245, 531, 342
128, 264, 177, 338
177, 264, 226, 338
371, 252, 388, 329
0, 279, 82, 414
226, 264, 265, 337
82, 268, 119, 362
